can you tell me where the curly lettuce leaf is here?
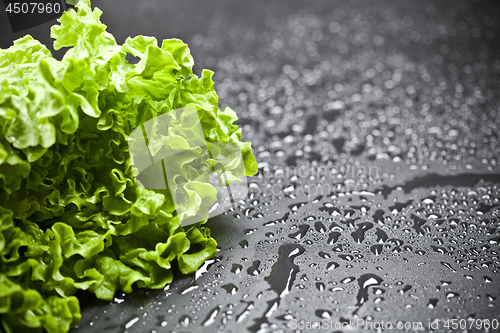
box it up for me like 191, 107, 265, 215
0, 0, 257, 332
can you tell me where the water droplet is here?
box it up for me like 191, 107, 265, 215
121, 316, 140, 331
327, 231, 341, 245
320, 204, 341, 216
249, 245, 305, 332
203, 305, 222, 326
339, 254, 354, 261
371, 244, 383, 255
355, 274, 384, 307
428, 299, 438, 308
222, 283, 238, 295
398, 285, 412, 294
247, 261, 261, 276
231, 264, 243, 274
411, 214, 427, 236
326, 261, 340, 270
315, 282, 325, 291
375, 228, 388, 243
179, 315, 190, 327
314, 221, 326, 233
244, 228, 257, 235
341, 276, 356, 284
373, 209, 385, 224
441, 261, 457, 273
431, 245, 448, 254
288, 224, 309, 240
318, 251, 330, 259
351, 222, 373, 243
315, 309, 332, 319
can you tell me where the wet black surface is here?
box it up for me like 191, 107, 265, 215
3, 0, 500, 332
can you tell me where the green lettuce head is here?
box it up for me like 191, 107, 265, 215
0, 0, 258, 332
